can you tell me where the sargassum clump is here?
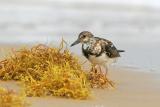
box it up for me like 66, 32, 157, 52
0, 40, 115, 99
0, 43, 90, 99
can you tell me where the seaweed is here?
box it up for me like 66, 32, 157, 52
88, 66, 115, 89
0, 87, 27, 107
0, 40, 90, 99
0, 39, 115, 100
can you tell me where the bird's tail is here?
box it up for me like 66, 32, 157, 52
118, 50, 125, 52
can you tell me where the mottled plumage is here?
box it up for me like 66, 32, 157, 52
82, 37, 121, 59
71, 31, 124, 73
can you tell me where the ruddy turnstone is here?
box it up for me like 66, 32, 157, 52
71, 31, 124, 74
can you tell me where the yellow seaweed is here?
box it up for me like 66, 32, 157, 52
0, 87, 27, 107
0, 42, 90, 99
0, 40, 115, 100
88, 66, 115, 89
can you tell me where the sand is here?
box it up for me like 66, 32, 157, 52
1, 66, 160, 107
0, 45, 160, 107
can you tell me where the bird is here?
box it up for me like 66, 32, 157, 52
70, 31, 124, 74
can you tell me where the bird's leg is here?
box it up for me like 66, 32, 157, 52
94, 64, 107, 75
91, 64, 96, 72
105, 65, 108, 75
100, 65, 108, 75
93, 64, 101, 73
104, 63, 109, 75
96, 63, 109, 75
92, 64, 108, 75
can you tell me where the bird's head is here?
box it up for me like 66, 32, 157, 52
71, 31, 94, 47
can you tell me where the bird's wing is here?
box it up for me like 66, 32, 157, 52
95, 37, 120, 58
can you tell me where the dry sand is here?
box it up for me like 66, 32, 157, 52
0, 66, 160, 107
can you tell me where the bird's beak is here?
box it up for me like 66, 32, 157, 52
70, 39, 80, 47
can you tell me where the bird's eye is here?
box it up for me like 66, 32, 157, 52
83, 35, 86, 38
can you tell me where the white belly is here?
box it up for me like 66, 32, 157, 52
88, 53, 117, 65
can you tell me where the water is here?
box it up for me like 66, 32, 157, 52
0, 0, 160, 72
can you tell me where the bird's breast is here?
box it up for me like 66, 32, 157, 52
83, 43, 102, 54
82, 42, 103, 60
88, 53, 118, 65
88, 53, 108, 65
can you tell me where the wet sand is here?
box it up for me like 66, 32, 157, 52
1, 66, 160, 107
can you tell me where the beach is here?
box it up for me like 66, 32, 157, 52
0, 0, 160, 107
0, 44, 160, 107
1, 66, 160, 107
